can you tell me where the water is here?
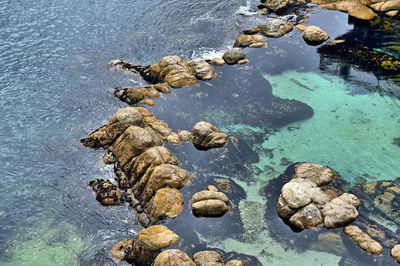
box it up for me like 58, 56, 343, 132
0, 0, 399, 265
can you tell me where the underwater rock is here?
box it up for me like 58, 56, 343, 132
81, 107, 145, 148
190, 189, 230, 218
209, 58, 225, 66
344, 225, 384, 255
114, 86, 161, 105
193, 250, 224, 266
233, 34, 266, 48
111, 126, 163, 168
128, 225, 179, 264
301, 26, 329, 45
188, 58, 217, 80
391, 245, 400, 263
222, 49, 246, 65
259, 19, 294, 38
152, 249, 195, 266
89, 178, 123, 206
309, 232, 348, 256
191, 121, 228, 150
111, 239, 134, 260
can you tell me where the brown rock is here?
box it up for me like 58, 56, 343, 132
281, 178, 317, 209
259, 19, 294, 38
166, 132, 181, 144
320, 2, 378, 21
193, 250, 224, 266
289, 203, 323, 229
233, 35, 266, 47
145, 187, 184, 223
276, 194, 296, 219
89, 178, 123, 206
248, 42, 267, 48
296, 24, 308, 32
190, 190, 229, 217
381, 0, 400, 12
209, 58, 225, 66
322, 197, 359, 228
226, 260, 246, 266
102, 153, 115, 164
115, 87, 161, 105
153, 83, 172, 94
237, 59, 249, 64
391, 245, 400, 263
293, 163, 334, 186
111, 239, 134, 260
153, 249, 195, 266
177, 130, 192, 141
386, 10, 399, 16
188, 58, 217, 80
192, 121, 228, 149
302, 26, 329, 45
344, 225, 384, 255
139, 99, 156, 106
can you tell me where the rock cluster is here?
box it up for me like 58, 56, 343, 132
277, 162, 360, 230
89, 178, 123, 206
192, 121, 229, 150
190, 187, 230, 217
344, 225, 384, 255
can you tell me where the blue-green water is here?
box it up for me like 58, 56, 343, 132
0, 0, 400, 265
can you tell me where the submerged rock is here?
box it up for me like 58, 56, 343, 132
193, 250, 224, 266
302, 26, 329, 45
259, 19, 294, 38
222, 49, 246, 65
344, 225, 384, 255
190, 189, 230, 217
191, 121, 228, 150
89, 178, 123, 206
153, 249, 195, 266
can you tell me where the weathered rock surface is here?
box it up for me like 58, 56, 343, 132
210, 57, 225, 66
392, 245, 400, 263
226, 259, 246, 266
153, 83, 172, 94
322, 195, 359, 228
319, 2, 378, 21
89, 178, 123, 205
222, 49, 246, 65
289, 203, 323, 229
153, 249, 195, 266
111, 239, 134, 260
177, 130, 192, 142
188, 58, 217, 80
193, 250, 224, 266
259, 0, 296, 12
192, 121, 228, 150
114, 86, 161, 105
233, 35, 266, 48
344, 225, 384, 255
81, 107, 145, 148
190, 189, 230, 217
302, 26, 329, 45
259, 19, 294, 38
145, 187, 184, 224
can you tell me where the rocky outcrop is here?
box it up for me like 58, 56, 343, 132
318, 1, 378, 21
344, 225, 384, 255
188, 58, 217, 80
153, 249, 195, 266
222, 49, 246, 65
301, 26, 329, 45
191, 121, 228, 150
259, 19, 294, 38
114, 86, 161, 105
89, 178, 123, 205
190, 188, 230, 217
277, 162, 360, 230
193, 250, 224, 266
233, 35, 266, 48
392, 245, 400, 263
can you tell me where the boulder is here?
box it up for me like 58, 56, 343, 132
153, 249, 195, 266
188, 58, 216, 80
293, 163, 334, 186
209, 58, 225, 66
193, 250, 224, 266
222, 49, 246, 65
114, 86, 161, 105
391, 245, 400, 263
130, 225, 179, 264
381, 0, 400, 12
281, 178, 317, 209
111, 126, 163, 168
145, 187, 184, 223
226, 260, 246, 266
322, 196, 359, 228
89, 178, 123, 206
192, 121, 228, 150
140, 164, 190, 204
344, 225, 384, 255
302, 26, 329, 45
190, 190, 230, 217
81, 107, 145, 148
233, 35, 266, 48
289, 203, 323, 229
111, 239, 134, 260
259, 19, 294, 38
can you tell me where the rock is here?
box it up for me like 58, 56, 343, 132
153, 249, 195, 266
310, 232, 347, 256
111, 239, 134, 260
102, 153, 115, 164
139, 99, 156, 106
89, 178, 123, 206
302, 26, 329, 45
259, 0, 295, 12
281, 178, 317, 209
111, 126, 163, 168
322, 197, 359, 228
192, 121, 228, 150
391, 245, 400, 263
209, 58, 225, 66
166, 132, 181, 144
148, 56, 198, 88
177, 130, 192, 141
259, 19, 294, 38
207, 185, 219, 192
233, 35, 266, 48
226, 259, 246, 266
222, 49, 246, 65
193, 250, 224, 266
293, 163, 334, 186
386, 10, 399, 16
153, 83, 172, 94
248, 42, 267, 48
320, 2, 378, 21
381, 0, 400, 12
289, 203, 323, 229
190, 190, 230, 217
81, 107, 145, 148
339, 193, 361, 208
130, 225, 179, 264
140, 164, 190, 204
115, 86, 161, 105
276, 194, 296, 219
145, 187, 184, 223
344, 225, 384, 255
237, 59, 249, 64
188, 58, 217, 80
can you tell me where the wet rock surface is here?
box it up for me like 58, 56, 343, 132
192, 121, 228, 150
233, 34, 266, 48
89, 178, 123, 205
259, 19, 294, 38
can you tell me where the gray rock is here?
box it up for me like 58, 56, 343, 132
222, 49, 246, 64
322, 197, 359, 228
259, 19, 293, 38
289, 203, 323, 229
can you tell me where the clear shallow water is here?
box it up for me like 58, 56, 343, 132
0, 0, 400, 265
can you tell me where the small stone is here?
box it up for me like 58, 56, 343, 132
102, 153, 115, 164
233, 34, 266, 47
177, 130, 192, 142
237, 59, 249, 64
138, 212, 149, 226
249, 42, 267, 48
226, 259, 246, 266
208, 185, 219, 192
139, 99, 156, 106
210, 58, 225, 66
302, 26, 329, 45
192, 121, 228, 149
259, 19, 294, 38
153, 249, 195, 266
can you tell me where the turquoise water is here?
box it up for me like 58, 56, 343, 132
1, 0, 400, 265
